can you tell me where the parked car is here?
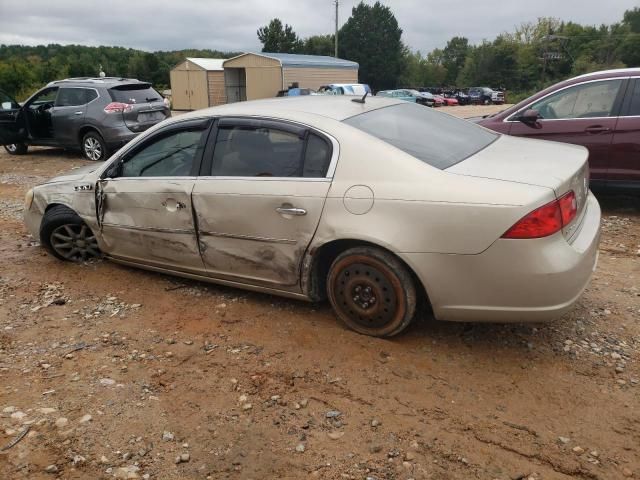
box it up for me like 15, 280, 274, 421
478, 68, 640, 190
469, 87, 505, 105
376, 90, 417, 103
448, 90, 470, 105
432, 95, 446, 107
276, 88, 317, 97
377, 89, 434, 106
0, 77, 170, 161
318, 84, 371, 96
22, 96, 600, 337
440, 95, 459, 106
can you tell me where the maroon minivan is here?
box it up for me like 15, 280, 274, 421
478, 69, 640, 190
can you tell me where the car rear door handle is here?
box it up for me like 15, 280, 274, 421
276, 206, 307, 216
74, 111, 83, 115
585, 125, 610, 134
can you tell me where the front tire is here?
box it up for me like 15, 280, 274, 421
4, 143, 28, 155
327, 247, 417, 337
81, 131, 108, 161
40, 205, 101, 262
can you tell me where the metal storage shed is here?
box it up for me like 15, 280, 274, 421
222, 53, 359, 102
170, 57, 225, 110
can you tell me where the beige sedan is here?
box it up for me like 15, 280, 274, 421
23, 96, 601, 337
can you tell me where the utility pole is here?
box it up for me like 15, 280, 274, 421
334, 0, 339, 58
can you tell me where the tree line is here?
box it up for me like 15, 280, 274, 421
258, 3, 640, 99
0, 3, 638, 101
0, 44, 240, 100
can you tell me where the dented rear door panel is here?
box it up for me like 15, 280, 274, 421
192, 178, 330, 288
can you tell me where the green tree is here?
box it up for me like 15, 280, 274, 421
442, 37, 470, 85
338, 1, 404, 90
303, 34, 335, 56
257, 18, 303, 53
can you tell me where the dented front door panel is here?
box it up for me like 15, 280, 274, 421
192, 178, 330, 288
99, 178, 205, 273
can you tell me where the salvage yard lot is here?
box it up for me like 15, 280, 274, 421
0, 105, 638, 480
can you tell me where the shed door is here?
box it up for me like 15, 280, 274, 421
187, 70, 209, 110
170, 70, 190, 110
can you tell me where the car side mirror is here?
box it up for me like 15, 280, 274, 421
1, 101, 12, 110
518, 109, 540, 125
104, 158, 124, 179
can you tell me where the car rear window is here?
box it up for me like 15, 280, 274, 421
109, 84, 162, 104
343, 103, 497, 169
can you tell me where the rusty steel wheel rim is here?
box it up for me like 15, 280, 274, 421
330, 256, 405, 330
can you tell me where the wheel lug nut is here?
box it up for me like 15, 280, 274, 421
362, 302, 369, 308
353, 296, 359, 302
370, 297, 376, 304
355, 286, 361, 293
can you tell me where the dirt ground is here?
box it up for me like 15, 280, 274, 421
0, 105, 638, 480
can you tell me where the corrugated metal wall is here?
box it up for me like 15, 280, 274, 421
283, 68, 358, 90
207, 71, 226, 106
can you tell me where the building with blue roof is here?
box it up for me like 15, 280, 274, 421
222, 52, 360, 102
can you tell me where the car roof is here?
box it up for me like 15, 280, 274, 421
571, 67, 640, 81
46, 77, 150, 88
174, 96, 404, 123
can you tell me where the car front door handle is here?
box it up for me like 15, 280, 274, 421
276, 206, 307, 216
585, 125, 610, 134
74, 111, 83, 116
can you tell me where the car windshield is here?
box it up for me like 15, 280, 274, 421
109, 84, 162, 104
343, 103, 497, 169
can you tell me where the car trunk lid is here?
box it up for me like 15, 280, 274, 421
447, 135, 590, 240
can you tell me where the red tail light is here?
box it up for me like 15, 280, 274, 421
502, 191, 577, 239
104, 102, 133, 113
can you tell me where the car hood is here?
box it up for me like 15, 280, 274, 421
46, 164, 100, 184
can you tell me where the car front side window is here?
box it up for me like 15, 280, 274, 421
120, 128, 207, 178
530, 79, 624, 120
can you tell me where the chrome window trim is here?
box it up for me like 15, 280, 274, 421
103, 176, 198, 181
98, 114, 341, 180
196, 176, 331, 183
503, 77, 630, 123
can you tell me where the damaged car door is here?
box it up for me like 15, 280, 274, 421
97, 119, 211, 273
192, 118, 334, 288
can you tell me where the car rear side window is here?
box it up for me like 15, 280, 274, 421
531, 79, 623, 119
303, 133, 332, 177
211, 125, 305, 177
55, 88, 97, 107
109, 84, 162, 104
625, 80, 640, 116
343, 103, 497, 170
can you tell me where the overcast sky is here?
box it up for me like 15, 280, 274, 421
0, 0, 637, 54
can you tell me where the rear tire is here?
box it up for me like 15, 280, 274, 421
4, 143, 28, 155
81, 131, 108, 161
40, 205, 101, 262
327, 247, 417, 337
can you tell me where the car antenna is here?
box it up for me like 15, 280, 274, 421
351, 91, 369, 104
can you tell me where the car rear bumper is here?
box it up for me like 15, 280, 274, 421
101, 125, 139, 149
400, 192, 601, 323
